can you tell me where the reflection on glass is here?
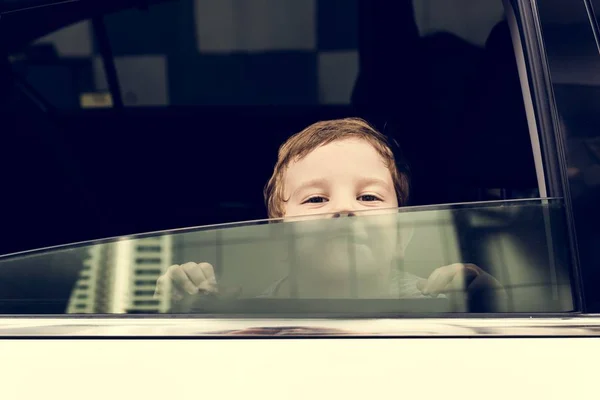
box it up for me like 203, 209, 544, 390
0, 199, 574, 315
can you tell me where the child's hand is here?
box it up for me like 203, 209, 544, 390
154, 262, 218, 302
416, 263, 503, 298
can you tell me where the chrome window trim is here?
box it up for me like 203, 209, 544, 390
1, 316, 600, 337
505, 0, 586, 311
504, 0, 548, 198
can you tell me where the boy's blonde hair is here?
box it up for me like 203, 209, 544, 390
264, 117, 410, 218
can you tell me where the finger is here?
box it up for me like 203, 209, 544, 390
182, 262, 217, 293
416, 278, 427, 293
467, 269, 503, 293
463, 264, 481, 286
444, 272, 469, 312
181, 262, 208, 288
155, 274, 184, 301
197, 262, 218, 292
438, 264, 479, 295
167, 265, 198, 295
447, 271, 469, 295
419, 269, 438, 295
425, 266, 456, 295
154, 275, 164, 299
422, 268, 444, 295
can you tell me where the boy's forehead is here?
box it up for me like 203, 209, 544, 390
283, 138, 392, 186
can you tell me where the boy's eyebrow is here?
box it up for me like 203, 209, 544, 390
290, 178, 329, 198
290, 177, 392, 198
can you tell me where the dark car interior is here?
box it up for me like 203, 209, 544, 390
0, 0, 537, 258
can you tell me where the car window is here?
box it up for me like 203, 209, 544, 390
3, 0, 542, 250
2, 0, 581, 316
0, 199, 575, 315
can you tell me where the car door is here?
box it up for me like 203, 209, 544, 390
1, 0, 600, 399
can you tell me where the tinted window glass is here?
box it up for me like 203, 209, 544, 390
0, 200, 574, 315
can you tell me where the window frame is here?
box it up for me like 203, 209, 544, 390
504, 0, 587, 312
0, 0, 596, 337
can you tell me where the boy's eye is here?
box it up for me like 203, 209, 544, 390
304, 196, 328, 204
358, 194, 382, 202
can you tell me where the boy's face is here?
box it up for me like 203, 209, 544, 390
282, 138, 398, 217
281, 139, 404, 289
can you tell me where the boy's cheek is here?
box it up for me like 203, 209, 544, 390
281, 204, 309, 221
282, 206, 337, 222
354, 207, 398, 217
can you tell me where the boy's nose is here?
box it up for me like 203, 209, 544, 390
331, 211, 356, 218
329, 196, 357, 218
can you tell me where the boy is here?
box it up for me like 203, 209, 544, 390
156, 118, 502, 302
